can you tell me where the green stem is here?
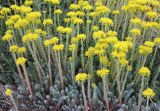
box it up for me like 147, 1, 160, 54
146, 96, 149, 111
22, 64, 33, 97
10, 95, 19, 111
81, 82, 88, 111
103, 77, 109, 111
81, 40, 85, 71
138, 76, 144, 111
150, 46, 158, 69
48, 47, 53, 86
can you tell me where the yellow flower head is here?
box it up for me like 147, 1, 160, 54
22, 33, 39, 43
130, 18, 141, 25
53, 44, 64, 51
71, 37, 79, 44
10, 15, 21, 21
24, 0, 33, 6
17, 47, 27, 54
14, 19, 29, 29
95, 6, 110, 14
138, 45, 152, 55
99, 56, 109, 66
2, 33, 13, 41
76, 11, 85, 17
138, 67, 150, 76
5, 89, 12, 96
73, 17, 83, 24
92, 26, 99, 31
111, 50, 126, 59
44, 0, 60, 5
56, 26, 65, 33
144, 41, 154, 48
64, 18, 71, 23
93, 31, 106, 39
142, 88, 155, 97
75, 73, 88, 82
105, 37, 118, 44
130, 28, 141, 36
54, 9, 62, 14
96, 68, 110, 78
69, 44, 77, 51
107, 30, 117, 37
16, 57, 27, 65
127, 65, 132, 71
20, 5, 32, 13
67, 11, 77, 17
146, 11, 157, 18
85, 47, 96, 57
77, 34, 86, 41
26, 11, 41, 20
10, 5, 20, 12
153, 37, 160, 45
0, 7, 11, 15
43, 19, 53, 25
94, 49, 105, 56
69, 4, 80, 10
63, 27, 72, 34
112, 10, 120, 15
82, 5, 93, 11
99, 18, 113, 26
5, 19, 14, 26
118, 58, 128, 66
9, 45, 19, 53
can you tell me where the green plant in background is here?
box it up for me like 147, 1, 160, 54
0, 0, 160, 111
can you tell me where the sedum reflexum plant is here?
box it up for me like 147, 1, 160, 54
0, 0, 160, 110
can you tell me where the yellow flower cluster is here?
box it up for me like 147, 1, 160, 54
144, 41, 154, 48
53, 44, 64, 51
44, 37, 59, 47
99, 18, 113, 26
14, 19, 29, 29
93, 31, 106, 39
54, 9, 62, 14
69, 4, 80, 10
22, 33, 39, 43
96, 68, 110, 78
154, 37, 160, 45
17, 47, 27, 54
146, 11, 157, 18
99, 56, 109, 66
138, 67, 150, 76
2, 32, 13, 41
0, 7, 10, 15
130, 18, 141, 25
43, 19, 53, 25
5, 89, 12, 96
16, 57, 27, 65
85, 47, 96, 57
142, 88, 155, 97
56, 26, 72, 34
44, 0, 60, 5
77, 34, 86, 41
9, 45, 19, 53
26, 11, 41, 20
75, 73, 88, 82
69, 44, 77, 51
130, 28, 141, 36
138, 45, 153, 55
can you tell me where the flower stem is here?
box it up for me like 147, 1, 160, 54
103, 77, 109, 111
10, 95, 19, 111
81, 82, 88, 111
138, 76, 144, 111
